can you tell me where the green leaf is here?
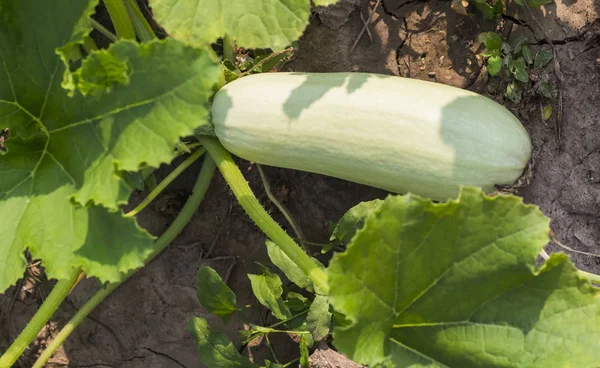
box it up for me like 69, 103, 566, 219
330, 199, 384, 245
189, 317, 258, 368
196, 266, 238, 323
265, 360, 284, 368
306, 295, 332, 341
506, 81, 523, 103
266, 240, 313, 292
510, 57, 529, 83
150, 0, 321, 50
0, 0, 220, 291
534, 48, 553, 68
492, 0, 504, 16
522, 45, 534, 65
248, 264, 293, 320
478, 32, 502, 52
510, 35, 528, 54
487, 55, 502, 76
222, 60, 241, 83
542, 104, 553, 121
473, 0, 498, 20
328, 187, 600, 367
285, 292, 310, 314
254, 50, 293, 73
538, 81, 554, 99
266, 240, 325, 293
300, 334, 310, 368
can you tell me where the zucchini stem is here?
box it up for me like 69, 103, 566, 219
103, 0, 136, 40
123, 0, 157, 42
125, 148, 206, 217
0, 267, 82, 367
197, 136, 329, 294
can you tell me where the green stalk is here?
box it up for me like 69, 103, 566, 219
223, 35, 235, 61
123, 0, 157, 42
32, 155, 217, 368
579, 269, 600, 285
197, 136, 329, 294
125, 148, 206, 217
89, 18, 118, 42
0, 267, 82, 367
103, 0, 136, 39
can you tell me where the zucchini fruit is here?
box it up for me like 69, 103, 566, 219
210, 72, 531, 201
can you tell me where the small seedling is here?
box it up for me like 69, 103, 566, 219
479, 32, 554, 102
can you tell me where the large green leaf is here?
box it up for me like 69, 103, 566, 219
0, 0, 220, 291
149, 0, 340, 50
328, 187, 600, 367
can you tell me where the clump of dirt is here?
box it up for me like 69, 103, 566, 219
1, 1, 599, 367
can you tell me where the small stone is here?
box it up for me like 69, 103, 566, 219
419, 66, 426, 71
568, 48, 575, 60
428, 71, 436, 78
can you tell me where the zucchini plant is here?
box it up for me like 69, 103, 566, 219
0, 1, 599, 367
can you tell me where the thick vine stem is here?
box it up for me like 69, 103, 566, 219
31, 155, 217, 368
223, 35, 236, 61
197, 135, 329, 294
0, 267, 82, 367
103, 0, 136, 40
123, 0, 157, 42
125, 148, 206, 217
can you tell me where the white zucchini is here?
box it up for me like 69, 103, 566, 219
210, 72, 531, 201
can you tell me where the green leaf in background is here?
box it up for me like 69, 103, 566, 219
196, 266, 238, 323
506, 81, 523, 103
510, 35, 528, 54
542, 104, 553, 121
0, 0, 220, 292
285, 292, 310, 314
266, 240, 314, 292
327, 187, 600, 367
472, 0, 503, 20
534, 48, 553, 68
538, 81, 554, 99
266, 240, 326, 293
222, 60, 241, 83
265, 360, 284, 368
248, 264, 293, 320
330, 199, 383, 245
487, 55, 502, 76
253, 49, 293, 73
299, 334, 310, 368
189, 317, 258, 368
149, 0, 340, 50
478, 32, 502, 52
509, 57, 529, 83
522, 45, 534, 65
306, 295, 332, 341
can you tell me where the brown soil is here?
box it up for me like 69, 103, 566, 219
1, 0, 599, 367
